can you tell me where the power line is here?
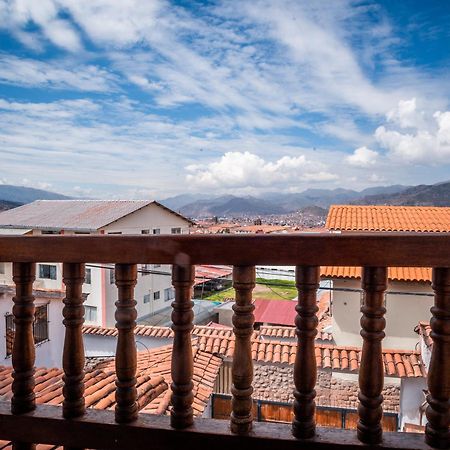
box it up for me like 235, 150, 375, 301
85, 264, 434, 297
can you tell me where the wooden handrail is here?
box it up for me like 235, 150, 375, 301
292, 266, 320, 439
231, 266, 255, 434
114, 264, 138, 424
0, 233, 449, 265
2, 234, 449, 449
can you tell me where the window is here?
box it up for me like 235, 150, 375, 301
34, 305, 49, 345
107, 232, 122, 235
0, 262, 5, 274
141, 264, 151, 276
164, 287, 175, 301
143, 294, 151, 304
141, 229, 150, 234
153, 291, 160, 300
6, 304, 49, 357
41, 230, 60, 235
74, 231, 90, 235
171, 227, 181, 234
153, 228, 160, 235
110, 269, 115, 284
85, 305, 97, 322
85, 268, 92, 284
39, 264, 57, 280
153, 264, 161, 269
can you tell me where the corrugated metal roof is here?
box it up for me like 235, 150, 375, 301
0, 200, 191, 231
326, 205, 450, 232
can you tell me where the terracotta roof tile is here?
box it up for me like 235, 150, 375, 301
0, 344, 221, 418
81, 325, 424, 378
259, 325, 332, 341
321, 266, 432, 283
326, 205, 450, 233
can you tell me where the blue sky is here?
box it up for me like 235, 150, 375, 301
0, 0, 449, 199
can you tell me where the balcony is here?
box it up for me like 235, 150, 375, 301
0, 233, 449, 449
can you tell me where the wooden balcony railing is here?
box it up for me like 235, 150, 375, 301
0, 233, 449, 450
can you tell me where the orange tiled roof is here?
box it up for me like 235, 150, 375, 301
320, 266, 432, 283
326, 205, 450, 232
195, 334, 424, 378
82, 324, 240, 339
259, 325, 332, 341
0, 345, 221, 417
82, 324, 424, 377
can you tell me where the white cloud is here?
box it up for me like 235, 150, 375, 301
386, 98, 424, 128
186, 151, 337, 189
0, 0, 82, 51
375, 99, 450, 164
0, 55, 118, 92
346, 146, 378, 167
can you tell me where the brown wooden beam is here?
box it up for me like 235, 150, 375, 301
0, 233, 449, 266
0, 403, 431, 450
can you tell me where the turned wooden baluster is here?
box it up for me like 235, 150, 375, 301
12, 262, 36, 450
357, 266, 387, 445
292, 266, 319, 439
62, 263, 86, 421
114, 264, 138, 423
425, 268, 450, 449
231, 266, 255, 434
171, 264, 195, 429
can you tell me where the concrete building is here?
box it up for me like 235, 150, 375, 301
322, 205, 450, 351
0, 200, 192, 367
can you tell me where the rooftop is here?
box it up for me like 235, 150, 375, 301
0, 200, 192, 231
326, 205, 450, 232
0, 344, 221, 417
320, 266, 432, 283
83, 324, 425, 378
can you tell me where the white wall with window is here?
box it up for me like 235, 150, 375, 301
0, 291, 65, 368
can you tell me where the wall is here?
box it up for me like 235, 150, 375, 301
99, 203, 190, 326
331, 278, 433, 350
83, 333, 172, 357
399, 377, 428, 430
0, 290, 65, 368
100, 202, 190, 235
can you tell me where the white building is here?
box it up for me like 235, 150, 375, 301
322, 205, 450, 430
0, 200, 192, 367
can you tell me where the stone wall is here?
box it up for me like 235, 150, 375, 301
253, 364, 399, 413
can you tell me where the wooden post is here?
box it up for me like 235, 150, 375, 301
425, 268, 450, 449
231, 266, 255, 434
62, 263, 86, 420
357, 267, 387, 445
12, 262, 36, 450
171, 264, 195, 429
292, 266, 319, 439
114, 264, 138, 423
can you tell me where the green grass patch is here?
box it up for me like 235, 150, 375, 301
202, 278, 297, 302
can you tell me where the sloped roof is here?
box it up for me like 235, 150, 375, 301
320, 266, 432, 283
326, 205, 450, 232
253, 298, 297, 326
0, 345, 221, 417
0, 200, 192, 231
259, 325, 332, 341
82, 324, 424, 377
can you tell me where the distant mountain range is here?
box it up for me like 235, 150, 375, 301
161, 182, 450, 217
0, 185, 70, 205
352, 181, 450, 207
0, 181, 448, 218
